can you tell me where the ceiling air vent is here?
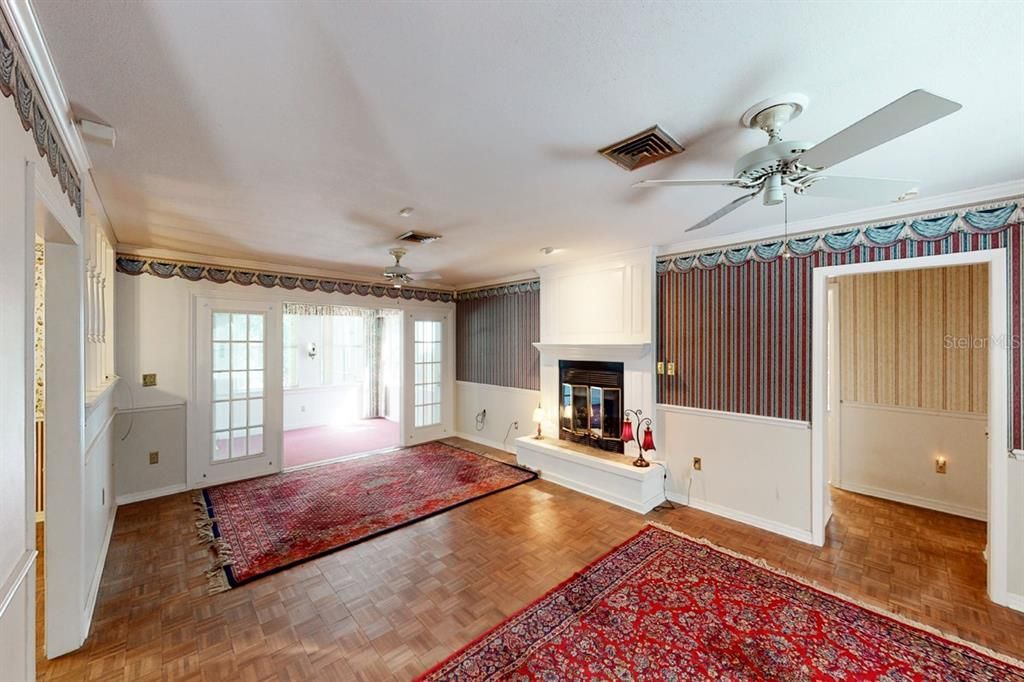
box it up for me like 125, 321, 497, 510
598, 125, 684, 171
396, 230, 442, 244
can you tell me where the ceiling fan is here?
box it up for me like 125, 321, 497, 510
635, 90, 962, 232
380, 247, 441, 287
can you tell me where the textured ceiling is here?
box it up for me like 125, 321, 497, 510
33, 0, 1024, 285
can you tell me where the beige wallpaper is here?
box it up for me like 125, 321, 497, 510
34, 237, 45, 421
839, 264, 988, 414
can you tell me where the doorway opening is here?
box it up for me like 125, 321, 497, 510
824, 263, 990, 599
812, 248, 1010, 607
282, 303, 402, 468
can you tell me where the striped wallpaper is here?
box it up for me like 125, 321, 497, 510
456, 286, 540, 390
657, 225, 1023, 451
839, 265, 989, 414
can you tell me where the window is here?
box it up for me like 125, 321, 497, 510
211, 312, 265, 460
413, 320, 442, 427
328, 315, 365, 384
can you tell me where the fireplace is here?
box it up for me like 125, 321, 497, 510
558, 359, 624, 454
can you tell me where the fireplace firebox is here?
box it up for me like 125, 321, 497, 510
558, 360, 624, 454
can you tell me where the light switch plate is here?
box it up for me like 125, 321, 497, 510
142, 373, 157, 387
149, 451, 159, 465
667, 362, 676, 376
656, 361, 665, 375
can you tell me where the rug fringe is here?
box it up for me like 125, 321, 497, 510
645, 521, 1024, 670
192, 489, 234, 594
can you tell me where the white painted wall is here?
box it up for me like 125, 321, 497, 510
837, 403, 987, 520
659, 405, 814, 543
114, 272, 452, 498
0, 87, 39, 682
283, 385, 362, 431
455, 381, 539, 452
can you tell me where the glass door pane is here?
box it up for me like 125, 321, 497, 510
413, 319, 442, 427
211, 311, 266, 460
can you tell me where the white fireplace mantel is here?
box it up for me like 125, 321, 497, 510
532, 342, 651, 361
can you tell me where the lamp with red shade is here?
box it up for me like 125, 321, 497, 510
621, 408, 655, 468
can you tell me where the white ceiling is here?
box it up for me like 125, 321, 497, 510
33, 0, 1024, 286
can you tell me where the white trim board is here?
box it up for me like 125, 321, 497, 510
657, 403, 811, 430
837, 482, 986, 522
454, 431, 518, 454
81, 511, 115, 639
114, 484, 188, 506
666, 493, 815, 545
455, 380, 540, 397
0, 551, 36, 620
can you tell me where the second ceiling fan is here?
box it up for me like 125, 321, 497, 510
635, 89, 962, 232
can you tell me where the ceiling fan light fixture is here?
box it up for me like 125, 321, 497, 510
763, 175, 784, 206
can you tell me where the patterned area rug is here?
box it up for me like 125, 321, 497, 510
195, 441, 535, 591
420, 524, 1024, 681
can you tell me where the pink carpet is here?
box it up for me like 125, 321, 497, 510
283, 418, 400, 468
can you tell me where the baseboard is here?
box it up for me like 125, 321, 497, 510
82, 509, 115, 639
542, 470, 663, 514
454, 431, 517, 454
115, 483, 188, 506
838, 482, 986, 521
1006, 592, 1024, 614
667, 493, 816, 545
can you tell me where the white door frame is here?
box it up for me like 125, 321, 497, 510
810, 248, 1010, 607
188, 295, 283, 488
402, 308, 454, 445
26, 160, 88, 658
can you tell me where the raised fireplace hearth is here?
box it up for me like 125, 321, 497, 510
559, 359, 624, 454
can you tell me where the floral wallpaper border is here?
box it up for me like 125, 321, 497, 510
0, 11, 83, 216
656, 198, 1021, 274
115, 255, 457, 303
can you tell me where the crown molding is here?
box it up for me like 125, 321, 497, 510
2, 0, 91, 175
114, 244, 456, 291
656, 179, 1024, 258
454, 271, 540, 293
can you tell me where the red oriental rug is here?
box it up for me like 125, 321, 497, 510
420, 524, 1024, 681
194, 441, 535, 591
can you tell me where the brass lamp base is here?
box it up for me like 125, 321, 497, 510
633, 452, 651, 468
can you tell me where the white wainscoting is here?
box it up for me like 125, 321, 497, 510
114, 404, 187, 504
837, 402, 987, 521
455, 381, 540, 452
0, 551, 35, 682
658, 404, 814, 544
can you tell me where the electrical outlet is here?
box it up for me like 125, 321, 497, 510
149, 451, 159, 465
935, 456, 947, 474
693, 456, 702, 471
142, 373, 157, 387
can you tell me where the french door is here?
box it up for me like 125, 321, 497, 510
190, 297, 282, 487
403, 309, 451, 445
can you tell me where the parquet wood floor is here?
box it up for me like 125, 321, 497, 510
35, 437, 1024, 681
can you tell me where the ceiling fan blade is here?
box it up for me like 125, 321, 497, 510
685, 187, 763, 232
800, 175, 920, 202
634, 178, 744, 188
409, 271, 442, 280
798, 90, 961, 170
